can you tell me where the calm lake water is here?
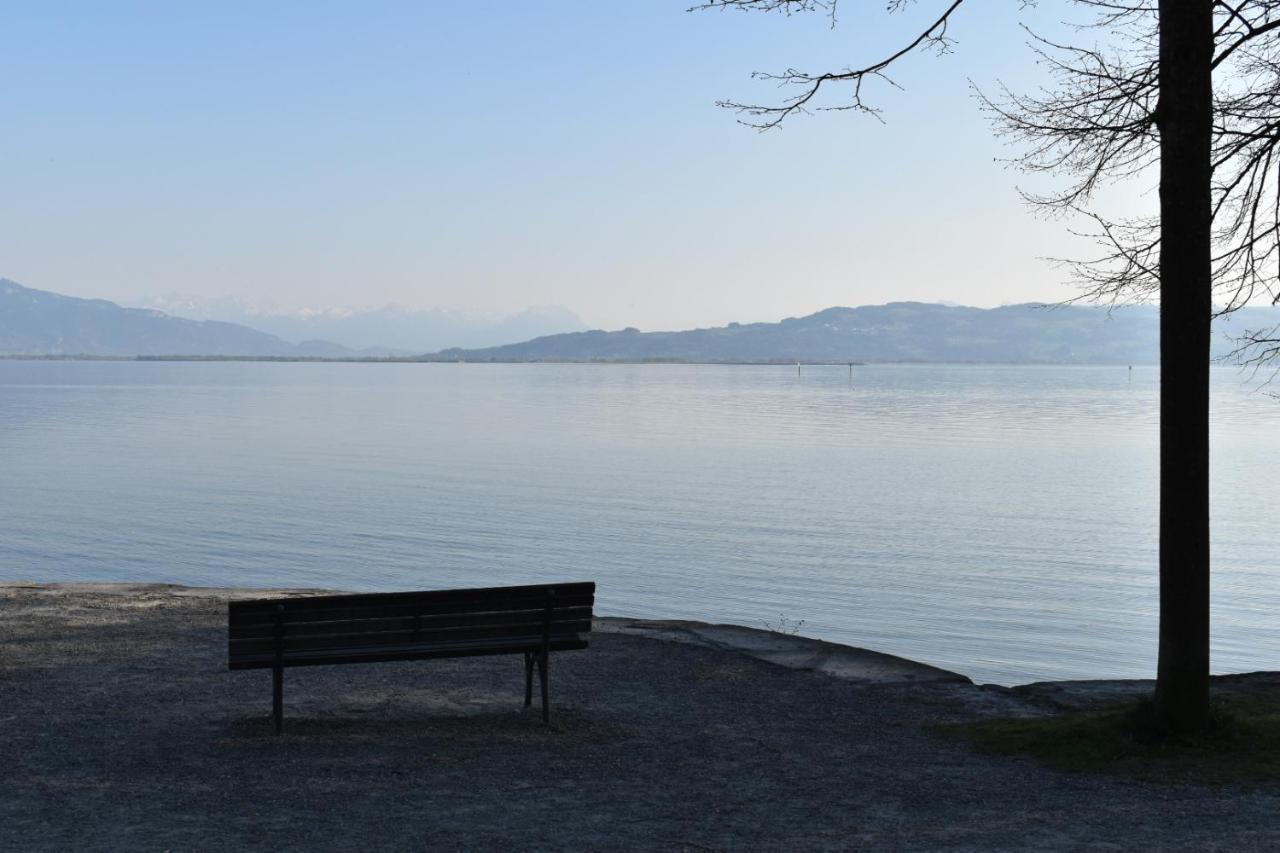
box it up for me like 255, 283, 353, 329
1, 360, 1276, 685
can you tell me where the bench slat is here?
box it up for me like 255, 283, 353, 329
229, 635, 589, 670
229, 592, 594, 628
228, 598, 593, 630
228, 606, 594, 640
229, 583, 593, 619
229, 620, 592, 656
230, 580, 592, 608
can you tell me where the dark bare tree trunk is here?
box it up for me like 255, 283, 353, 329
1153, 0, 1214, 734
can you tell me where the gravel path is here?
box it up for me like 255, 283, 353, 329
2, 583, 1278, 852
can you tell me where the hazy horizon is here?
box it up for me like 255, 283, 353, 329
1, 2, 1120, 331
4, 272, 1069, 324
6, 274, 1089, 334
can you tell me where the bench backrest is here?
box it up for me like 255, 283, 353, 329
228, 582, 595, 670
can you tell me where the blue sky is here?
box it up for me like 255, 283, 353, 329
1, 1, 1120, 329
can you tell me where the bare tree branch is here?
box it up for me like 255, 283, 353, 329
702, 1, 966, 129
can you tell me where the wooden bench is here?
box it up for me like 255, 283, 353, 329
228, 582, 595, 733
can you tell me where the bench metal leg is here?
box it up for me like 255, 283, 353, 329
272, 602, 285, 735
524, 652, 534, 707
272, 664, 284, 735
537, 652, 549, 724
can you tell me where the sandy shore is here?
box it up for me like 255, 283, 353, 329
3, 582, 1279, 851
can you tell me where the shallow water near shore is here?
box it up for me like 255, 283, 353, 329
1, 360, 1277, 685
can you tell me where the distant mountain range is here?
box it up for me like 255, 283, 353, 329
0, 279, 352, 357
130, 293, 588, 353
429, 302, 1280, 364
6, 278, 1280, 363
0, 279, 585, 358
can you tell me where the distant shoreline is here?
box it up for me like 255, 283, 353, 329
0, 354, 864, 365
0, 355, 1166, 366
